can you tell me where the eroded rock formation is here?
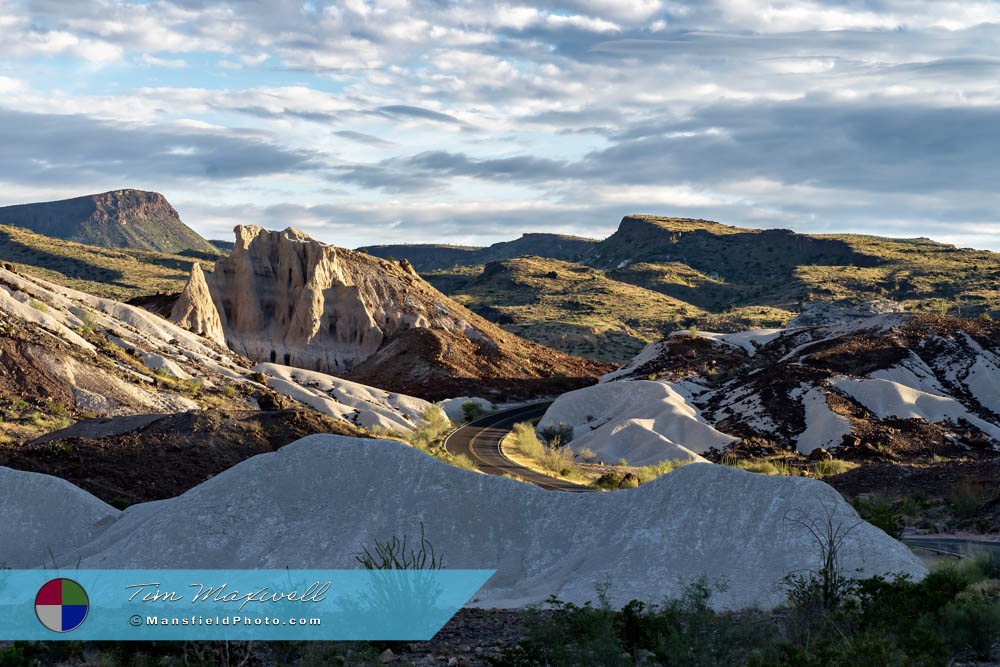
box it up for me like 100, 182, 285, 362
170, 226, 612, 399
169, 263, 225, 345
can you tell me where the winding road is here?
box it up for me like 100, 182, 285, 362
446, 404, 1000, 558
443, 402, 593, 492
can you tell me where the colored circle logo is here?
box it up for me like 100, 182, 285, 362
35, 578, 89, 633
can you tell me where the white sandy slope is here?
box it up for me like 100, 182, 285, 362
791, 385, 853, 454
0, 467, 117, 568
832, 377, 1000, 440
696, 329, 784, 356
13, 435, 925, 610
253, 362, 432, 432
538, 381, 735, 466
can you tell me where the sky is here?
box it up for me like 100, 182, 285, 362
1, 0, 999, 250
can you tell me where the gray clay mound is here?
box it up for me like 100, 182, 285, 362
43, 435, 926, 609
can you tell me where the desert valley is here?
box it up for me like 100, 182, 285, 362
0, 189, 998, 664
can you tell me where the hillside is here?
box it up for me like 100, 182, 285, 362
166, 226, 613, 400
0, 189, 219, 255
0, 224, 216, 302
359, 232, 598, 271
426, 256, 704, 363
585, 216, 1000, 323
418, 216, 1000, 362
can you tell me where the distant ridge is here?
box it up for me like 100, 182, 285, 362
0, 189, 218, 255
358, 232, 598, 271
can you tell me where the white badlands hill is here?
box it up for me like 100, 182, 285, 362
0, 265, 436, 432
544, 313, 1000, 464
2, 435, 925, 610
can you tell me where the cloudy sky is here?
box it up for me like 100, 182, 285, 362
2, 0, 999, 250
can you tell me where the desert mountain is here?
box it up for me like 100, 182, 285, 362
423, 215, 1000, 363
0, 189, 218, 255
358, 232, 598, 272
168, 225, 612, 400
541, 313, 1000, 470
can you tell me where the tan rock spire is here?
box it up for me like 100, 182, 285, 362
169, 263, 225, 346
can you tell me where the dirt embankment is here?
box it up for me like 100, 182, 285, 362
0, 409, 368, 506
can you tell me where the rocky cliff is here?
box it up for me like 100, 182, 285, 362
172, 226, 612, 399
0, 189, 218, 255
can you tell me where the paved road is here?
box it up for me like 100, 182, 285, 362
443, 402, 594, 492
446, 406, 1000, 554
901, 536, 1000, 558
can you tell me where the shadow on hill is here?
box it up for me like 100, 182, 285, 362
600, 226, 882, 308
178, 248, 223, 262
0, 229, 126, 284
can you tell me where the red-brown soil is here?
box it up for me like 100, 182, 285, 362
0, 409, 369, 506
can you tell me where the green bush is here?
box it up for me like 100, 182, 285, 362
851, 495, 904, 539
949, 481, 999, 520
538, 421, 574, 447
461, 400, 487, 421
512, 421, 545, 459
407, 406, 452, 449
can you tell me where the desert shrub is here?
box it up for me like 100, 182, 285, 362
220, 384, 237, 398
634, 458, 697, 484
740, 460, 778, 475
851, 495, 904, 538
448, 453, 477, 471
29, 299, 47, 313
688, 324, 698, 339
616, 457, 628, 467
407, 406, 452, 449
461, 400, 487, 421
79, 310, 98, 335
512, 421, 545, 459
576, 447, 597, 462
538, 445, 575, 474
927, 598, 1000, 659
42, 439, 75, 456
490, 579, 767, 667
811, 458, 856, 478
355, 522, 443, 570
538, 421, 574, 447
43, 400, 69, 417
949, 481, 1000, 520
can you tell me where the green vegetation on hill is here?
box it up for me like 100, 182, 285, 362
420, 216, 1000, 361
0, 189, 219, 255
0, 224, 215, 301
426, 256, 704, 362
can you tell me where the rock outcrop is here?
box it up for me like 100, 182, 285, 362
171, 226, 612, 399
169, 263, 225, 345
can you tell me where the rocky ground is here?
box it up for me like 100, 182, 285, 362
0, 408, 367, 506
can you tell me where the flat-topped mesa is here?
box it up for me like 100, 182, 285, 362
186, 226, 483, 374
0, 189, 218, 255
